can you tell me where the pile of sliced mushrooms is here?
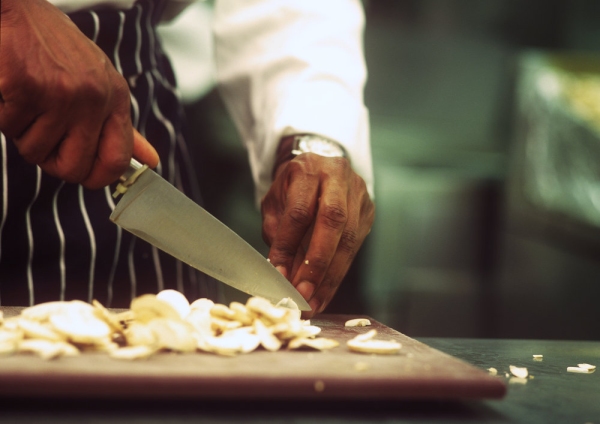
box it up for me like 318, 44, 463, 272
0, 290, 401, 360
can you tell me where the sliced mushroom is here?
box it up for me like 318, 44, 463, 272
253, 318, 281, 352
344, 318, 371, 327
130, 294, 181, 324
147, 318, 197, 352
509, 366, 529, 379
49, 304, 112, 345
156, 289, 191, 320
347, 338, 402, 355
17, 318, 65, 342
18, 339, 79, 360
288, 337, 339, 351
109, 345, 157, 360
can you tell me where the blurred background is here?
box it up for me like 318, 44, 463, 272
161, 0, 600, 340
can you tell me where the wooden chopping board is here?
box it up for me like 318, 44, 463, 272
0, 309, 506, 400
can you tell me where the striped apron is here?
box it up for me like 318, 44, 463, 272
0, 0, 218, 307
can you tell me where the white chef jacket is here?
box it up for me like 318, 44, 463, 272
48, 0, 373, 204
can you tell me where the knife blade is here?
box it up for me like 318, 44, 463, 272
109, 159, 311, 311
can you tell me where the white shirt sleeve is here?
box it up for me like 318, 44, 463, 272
213, 0, 374, 204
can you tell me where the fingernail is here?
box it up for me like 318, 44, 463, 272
275, 266, 287, 279
296, 281, 315, 299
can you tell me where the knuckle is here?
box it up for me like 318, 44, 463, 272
79, 79, 115, 113
261, 217, 278, 246
114, 80, 131, 105
47, 150, 94, 184
17, 67, 44, 97
307, 254, 330, 273
261, 230, 271, 247
59, 163, 90, 184
261, 216, 275, 234
287, 156, 316, 177
53, 73, 78, 100
320, 202, 348, 229
79, 75, 108, 103
287, 203, 313, 229
72, 61, 128, 111
339, 227, 360, 254
331, 156, 351, 171
271, 241, 298, 260
109, 72, 131, 101
15, 136, 51, 164
17, 144, 44, 164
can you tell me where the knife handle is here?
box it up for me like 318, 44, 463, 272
112, 158, 148, 198
119, 158, 144, 183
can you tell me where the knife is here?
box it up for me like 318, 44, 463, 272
109, 159, 311, 311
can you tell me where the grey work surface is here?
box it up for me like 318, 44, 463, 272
424, 338, 600, 423
0, 337, 598, 423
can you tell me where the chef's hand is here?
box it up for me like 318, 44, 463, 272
0, 0, 159, 189
262, 150, 375, 318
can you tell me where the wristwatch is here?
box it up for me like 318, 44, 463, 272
291, 134, 348, 158
273, 134, 348, 177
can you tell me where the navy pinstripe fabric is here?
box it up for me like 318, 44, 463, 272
0, 0, 217, 307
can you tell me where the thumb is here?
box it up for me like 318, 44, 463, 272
132, 128, 159, 168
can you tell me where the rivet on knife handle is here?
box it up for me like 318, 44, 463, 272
112, 158, 149, 198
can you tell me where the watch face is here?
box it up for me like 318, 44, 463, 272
298, 136, 346, 157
